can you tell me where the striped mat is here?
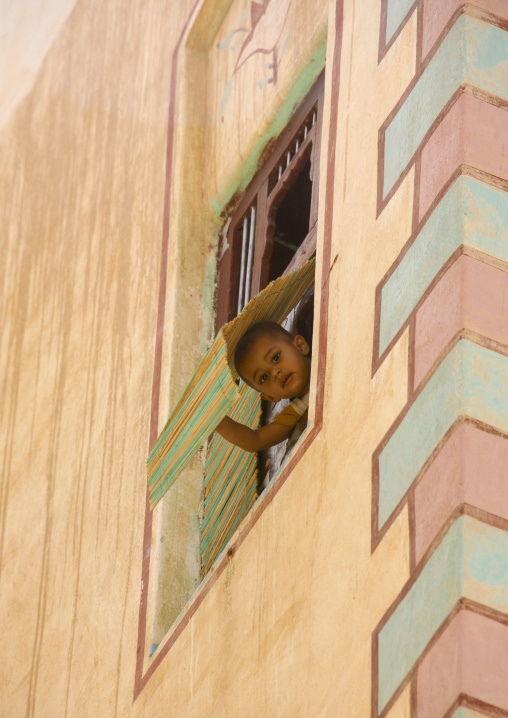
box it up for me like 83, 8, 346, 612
201, 382, 261, 577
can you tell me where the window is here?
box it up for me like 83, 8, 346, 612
146, 74, 325, 660
201, 73, 324, 567
216, 73, 323, 490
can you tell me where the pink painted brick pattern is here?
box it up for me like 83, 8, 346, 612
417, 610, 508, 717
422, 0, 508, 60
414, 423, 508, 564
414, 254, 508, 388
419, 94, 508, 221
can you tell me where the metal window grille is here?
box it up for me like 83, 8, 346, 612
237, 204, 256, 314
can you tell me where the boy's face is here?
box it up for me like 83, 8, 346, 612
237, 333, 311, 402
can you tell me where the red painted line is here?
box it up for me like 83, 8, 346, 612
134, 0, 202, 700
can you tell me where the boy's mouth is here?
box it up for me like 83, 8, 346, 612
282, 373, 292, 388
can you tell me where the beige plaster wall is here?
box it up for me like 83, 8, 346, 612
0, 0, 197, 715
0, 0, 79, 131
0, 0, 419, 716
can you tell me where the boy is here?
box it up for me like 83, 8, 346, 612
216, 321, 311, 451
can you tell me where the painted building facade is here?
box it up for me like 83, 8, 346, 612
1, 0, 507, 716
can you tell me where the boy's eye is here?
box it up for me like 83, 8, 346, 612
272, 353, 280, 363
259, 373, 268, 384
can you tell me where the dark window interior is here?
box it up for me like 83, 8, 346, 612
268, 161, 312, 283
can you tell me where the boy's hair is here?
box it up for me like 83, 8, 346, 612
234, 321, 293, 376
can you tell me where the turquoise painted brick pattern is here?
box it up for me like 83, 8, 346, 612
378, 517, 463, 712
379, 176, 508, 356
383, 15, 508, 198
379, 340, 508, 529
385, 0, 415, 45
378, 515, 508, 712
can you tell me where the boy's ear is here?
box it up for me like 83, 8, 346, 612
293, 334, 310, 356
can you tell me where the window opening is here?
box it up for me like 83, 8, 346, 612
258, 288, 315, 489
268, 160, 312, 282
145, 74, 324, 663
205, 73, 324, 561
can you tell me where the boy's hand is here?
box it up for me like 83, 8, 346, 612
216, 416, 293, 452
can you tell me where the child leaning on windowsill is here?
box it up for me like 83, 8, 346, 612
216, 321, 311, 452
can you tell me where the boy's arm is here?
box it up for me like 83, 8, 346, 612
215, 416, 293, 452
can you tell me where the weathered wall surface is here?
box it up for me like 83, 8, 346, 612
0, 0, 197, 715
2, 0, 507, 716
0, 0, 79, 131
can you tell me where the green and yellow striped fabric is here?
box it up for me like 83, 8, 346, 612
201, 382, 261, 577
147, 257, 315, 511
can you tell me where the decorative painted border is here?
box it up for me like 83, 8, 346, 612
372, 0, 508, 715
133, 0, 344, 701
373, 597, 508, 717
372, 517, 508, 716
416, 609, 508, 716
377, 10, 508, 221
379, 0, 508, 65
373, 176, 508, 373
373, 337, 508, 544
379, 0, 418, 63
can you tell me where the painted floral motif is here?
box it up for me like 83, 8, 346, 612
218, 0, 292, 119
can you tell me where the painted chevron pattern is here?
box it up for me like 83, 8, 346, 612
372, 0, 508, 715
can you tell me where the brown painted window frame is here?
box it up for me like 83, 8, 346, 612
215, 72, 325, 330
